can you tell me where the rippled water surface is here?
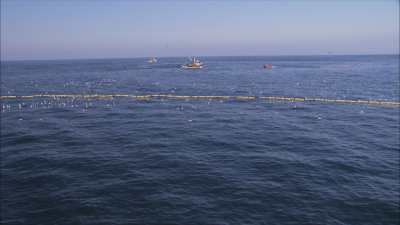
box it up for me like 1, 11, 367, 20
1, 55, 399, 225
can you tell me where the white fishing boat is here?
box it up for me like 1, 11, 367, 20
181, 57, 203, 69
147, 57, 158, 63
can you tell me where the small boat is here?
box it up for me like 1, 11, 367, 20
148, 57, 158, 63
182, 57, 203, 69
263, 64, 273, 69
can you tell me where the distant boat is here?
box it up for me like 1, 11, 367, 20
182, 57, 203, 69
263, 64, 273, 69
148, 57, 158, 63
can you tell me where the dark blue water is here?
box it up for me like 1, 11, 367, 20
1, 55, 399, 225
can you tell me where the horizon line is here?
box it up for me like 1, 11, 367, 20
1, 53, 399, 62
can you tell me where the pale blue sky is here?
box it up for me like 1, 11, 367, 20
1, 0, 399, 60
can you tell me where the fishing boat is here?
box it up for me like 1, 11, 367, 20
147, 57, 158, 63
263, 64, 273, 69
181, 57, 203, 69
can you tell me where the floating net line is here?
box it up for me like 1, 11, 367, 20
1, 94, 399, 107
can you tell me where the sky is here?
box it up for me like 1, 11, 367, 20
1, 0, 399, 60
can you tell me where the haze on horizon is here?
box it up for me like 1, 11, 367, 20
1, 0, 399, 61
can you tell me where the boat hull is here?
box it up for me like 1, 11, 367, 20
181, 65, 202, 69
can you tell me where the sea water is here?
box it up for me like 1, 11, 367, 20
1, 55, 399, 225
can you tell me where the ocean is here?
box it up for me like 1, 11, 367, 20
1, 55, 399, 225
